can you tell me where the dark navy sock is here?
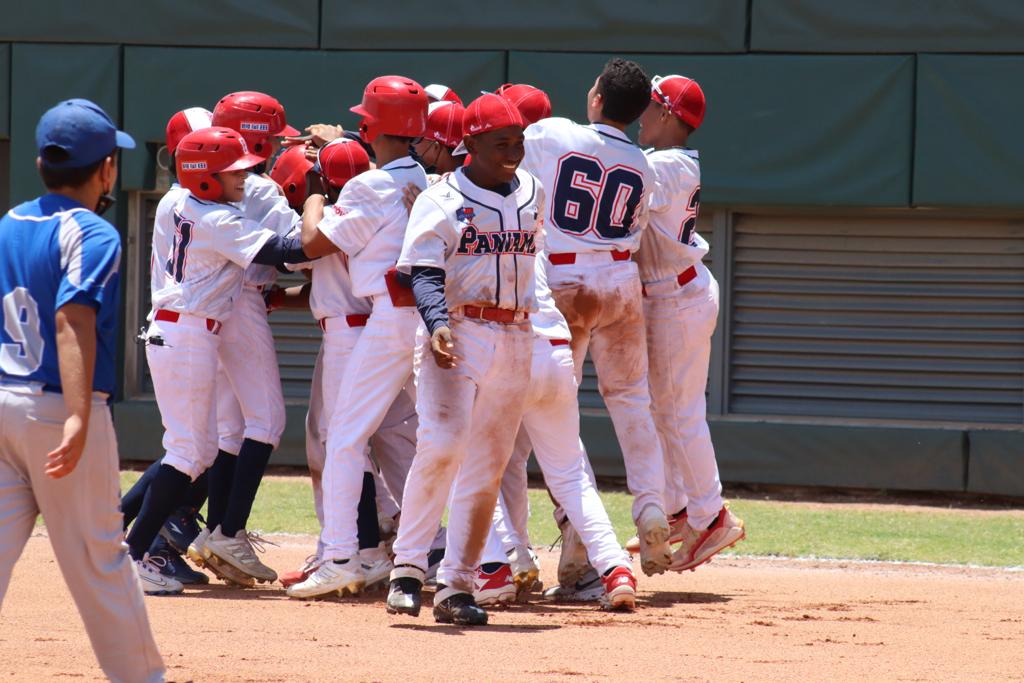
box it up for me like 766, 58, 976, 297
120, 459, 162, 529
183, 469, 209, 513
205, 449, 236, 531
357, 472, 381, 550
125, 465, 192, 560
480, 562, 505, 574
219, 439, 273, 537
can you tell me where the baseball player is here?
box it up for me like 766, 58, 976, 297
188, 91, 300, 586
270, 143, 315, 209
0, 99, 164, 681
286, 76, 428, 599
518, 58, 672, 577
125, 126, 312, 594
425, 83, 463, 106
628, 74, 745, 569
281, 138, 418, 594
496, 83, 552, 126
411, 100, 465, 175
385, 93, 543, 626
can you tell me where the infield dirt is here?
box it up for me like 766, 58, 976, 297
1, 534, 1021, 682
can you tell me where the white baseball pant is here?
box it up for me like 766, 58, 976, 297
146, 315, 222, 479
548, 259, 666, 521
494, 337, 628, 573
215, 286, 286, 453
320, 298, 420, 561
645, 273, 723, 530
0, 386, 164, 683
393, 317, 532, 595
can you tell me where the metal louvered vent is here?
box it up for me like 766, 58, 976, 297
728, 214, 1024, 424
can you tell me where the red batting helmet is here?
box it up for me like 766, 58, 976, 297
424, 101, 464, 150
166, 107, 212, 153
651, 75, 706, 130
350, 76, 428, 144
212, 91, 300, 160
175, 127, 264, 201
317, 138, 371, 189
269, 145, 314, 209
495, 83, 551, 126
424, 83, 463, 106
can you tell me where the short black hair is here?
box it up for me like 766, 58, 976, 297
595, 58, 652, 126
38, 146, 114, 190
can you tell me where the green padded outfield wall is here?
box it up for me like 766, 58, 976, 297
0, 45, 9, 138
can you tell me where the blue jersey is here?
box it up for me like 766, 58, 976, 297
0, 194, 121, 395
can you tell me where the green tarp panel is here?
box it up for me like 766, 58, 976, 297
509, 52, 914, 207
321, 0, 748, 52
9, 44, 121, 205
751, 0, 1024, 53
0, 45, 9, 138
121, 47, 505, 189
3, 1, 318, 48
967, 430, 1024, 497
914, 55, 1024, 208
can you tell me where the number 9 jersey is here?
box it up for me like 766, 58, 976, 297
520, 117, 655, 255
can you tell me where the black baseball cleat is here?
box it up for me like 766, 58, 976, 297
433, 589, 488, 626
386, 577, 423, 617
159, 507, 203, 555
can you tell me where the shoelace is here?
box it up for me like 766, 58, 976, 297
143, 555, 168, 572
245, 531, 278, 555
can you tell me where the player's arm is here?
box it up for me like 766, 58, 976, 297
265, 281, 311, 313
48, 221, 120, 478
397, 194, 458, 368
215, 213, 311, 269
302, 179, 382, 259
300, 194, 337, 257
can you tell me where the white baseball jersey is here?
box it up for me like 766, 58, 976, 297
636, 147, 709, 285
236, 173, 301, 288
398, 167, 545, 312
316, 156, 427, 299
149, 185, 274, 321
521, 117, 655, 255
530, 252, 570, 341
309, 250, 372, 321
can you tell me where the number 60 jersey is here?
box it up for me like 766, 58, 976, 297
149, 185, 274, 322
520, 117, 656, 254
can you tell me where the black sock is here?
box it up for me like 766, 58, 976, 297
356, 472, 381, 550
120, 459, 162, 529
219, 439, 273, 537
206, 450, 236, 531
480, 562, 505, 573
183, 470, 209, 513
125, 465, 192, 560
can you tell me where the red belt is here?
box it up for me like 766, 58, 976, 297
154, 309, 222, 334
319, 314, 370, 331
459, 306, 529, 324
642, 266, 698, 297
548, 249, 631, 265
550, 339, 570, 347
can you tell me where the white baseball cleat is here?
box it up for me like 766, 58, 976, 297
360, 547, 394, 591
636, 504, 672, 576
626, 510, 688, 554
203, 526, 277, 584
508, 544, 541, 601
542, 566, 605, 602
187, 527, 255, 587
135, 555, 184, 596
555, 512, 590, 587
287, 559, 366, 599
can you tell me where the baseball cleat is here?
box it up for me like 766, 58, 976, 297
473, 563, 517, 607
507, 545, 541, 602
636, 504, 672, 576
159, 506, 204, 555
542, 566, 605, 602
148, 535, 208, 585
286, 558, 365, 599
280, 554, 320, 588
423, 546, 445, 586
670, 505, 746, 573
433, 587, 488, 626
204, 526, 278, 583
360, 551, 394, 592
625, 510, 688, 554
554, 511, 590, 587
386, 578, 423, 617
187, 528, 255, 587
600, 565, 637, 611
135, 555, 184, 596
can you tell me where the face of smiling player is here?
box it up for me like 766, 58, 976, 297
465, 126, 525, 188
214, 169, 249, 203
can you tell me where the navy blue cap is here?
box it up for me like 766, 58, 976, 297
36, 98, 136, 169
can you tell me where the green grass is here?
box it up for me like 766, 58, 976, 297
119, 471, 1024, 568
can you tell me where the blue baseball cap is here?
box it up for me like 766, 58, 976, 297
36, 98, 135, 169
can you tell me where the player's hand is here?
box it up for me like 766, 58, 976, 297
402, 183, 423, 214
303, 142, 319, 163
304, 193, 326, 212
430, 326, 456, 369
307, 124, 344, 148
263, 285, 284, 314
45, 414, 88, 479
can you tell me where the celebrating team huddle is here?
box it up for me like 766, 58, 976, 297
0, 57, 745, 655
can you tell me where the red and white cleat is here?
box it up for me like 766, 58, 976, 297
600, 565, 637, 611
473, 563, 517, 607
670, 505, 746, 572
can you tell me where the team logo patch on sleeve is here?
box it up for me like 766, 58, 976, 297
457, 226, 536, 256
456, 207, 476, 224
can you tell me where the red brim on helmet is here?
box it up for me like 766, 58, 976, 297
221, 153, 266, 172
350, 104, 371, 119
278, 124, 301, 136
